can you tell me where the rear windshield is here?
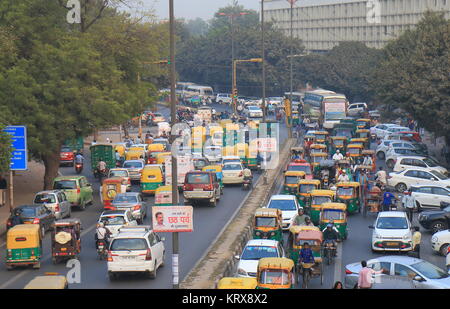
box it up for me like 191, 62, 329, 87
110, 170, 128, 177
101, 216, 126, 226
223, 164, 242, 170
312, 196, 332, 205
113, 195, 138, 203
322, 209, 345, 221
34, 194, 56, 204
20, 207, 37, 217
186, 173, 210, 184
123, 162, 143, 168
110, 238, 148, 251
54, 180, 77, 190
287, 165, 311, 174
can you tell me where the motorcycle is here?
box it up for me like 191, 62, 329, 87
323, 241, 336, 265
97, 239, 108, 260
242, 177, 252, 190
95, 168, 108, 183
75, 162, 83, 174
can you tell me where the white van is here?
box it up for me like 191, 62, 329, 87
185, 85, 214, 99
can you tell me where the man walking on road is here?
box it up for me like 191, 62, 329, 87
402, 190, 415, 223
412, 227, 421, 258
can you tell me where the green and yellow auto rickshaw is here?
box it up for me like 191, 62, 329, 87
335, 182, 361, 215
5, 224, 42, 270
296, 179, 321, 210
256, 258, 295, 289
313, 131, 329, 146
309, 190, 335, 225
282, 171, 306, 195
356, 118, 371, 130
292, 111, 300, 126
253, 208, 283, 243
319, 202, 348, 240
310, 153, 328, 169
346, 143, 364, 165
236, 143, 249, 167
329, 136, 347, 156
217, 277, 257, 289
309, 144, 327, 155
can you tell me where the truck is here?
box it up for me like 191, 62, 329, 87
63, 137, 84, 153
90, 144, 116, 177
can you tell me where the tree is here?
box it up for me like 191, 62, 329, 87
372, 11, 450, 143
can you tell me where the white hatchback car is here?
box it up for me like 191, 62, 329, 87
107, 226, 165, 280
411, 185, 450, 211
393, 156, 448, 176
33, 190, 71, 220
235, 239, 285, 278
370, 124, 398, 139
98, 210, 138, 237
265, 195, 300, 230
369, 211, 413, 252
222, 162, 244, 184
431, 230, 450, 256
388, 169, 450, 192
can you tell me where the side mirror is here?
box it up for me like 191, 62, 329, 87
413, 275, 424, 282
234, 255, 240, 260
368, 225, 374, 229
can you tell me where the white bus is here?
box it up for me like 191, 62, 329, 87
185, 85, 214, 100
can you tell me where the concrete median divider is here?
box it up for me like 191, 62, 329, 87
180, 138, 297, 289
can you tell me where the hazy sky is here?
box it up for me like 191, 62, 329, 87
144, 0, 260, 20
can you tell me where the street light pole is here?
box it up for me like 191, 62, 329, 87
261, 0, 266, 122
169, 0, 179, 290
288, 0, 297, 139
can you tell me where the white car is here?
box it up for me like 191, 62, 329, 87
369, 211, 413, 252
376, 139, 402, 160
246, 106, 263, 118
370, 124, 398, 139
122, 160, 145, 181
33, 190, 71, 220
431, 230, 450, 256
265, 195, 299, 230
235, 239, 285, 278
388, 169, 450, 192
222, 162, 244, 184
393, 156, 448, 176
385, 148, 424, 169
411, 185, 450, 211
347, 102, 367, 117
385, 126, 410, 136
203, 145, 222, 163
107, 226, 165, 280
98, 210, 138, 237
216, 93, 232, 104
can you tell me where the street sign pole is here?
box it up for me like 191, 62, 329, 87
9, 171, 13, 212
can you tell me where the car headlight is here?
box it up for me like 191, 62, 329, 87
403, 234, 410, 240
431, 236, 438, 242
375, 233, 382, 239
237, 268, 247, 276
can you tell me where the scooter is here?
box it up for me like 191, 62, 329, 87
75, 162, 83, 174
242, 177, 252, 190
97, 239, 108, 260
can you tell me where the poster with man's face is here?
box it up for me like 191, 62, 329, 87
152, 206, 193, 233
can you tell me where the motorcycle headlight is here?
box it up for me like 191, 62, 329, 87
270, 232, 275, 236
255, 231, 261, 236
237, 268, 247, 276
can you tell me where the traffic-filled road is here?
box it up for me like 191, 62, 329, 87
0, 103, 289, 289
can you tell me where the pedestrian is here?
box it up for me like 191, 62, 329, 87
0, 175, 6, 207
446, 247, 450, 272
412, 226, 421, 258
382, 190, 396, 211
332, 281, 343, 289
375, 167, 387, 188
357, 260, 384, 289
402, 190, 415, 223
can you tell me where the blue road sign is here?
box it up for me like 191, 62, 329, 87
4, 126, 27, 171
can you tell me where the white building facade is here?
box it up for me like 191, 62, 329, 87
264, 0, 450, 52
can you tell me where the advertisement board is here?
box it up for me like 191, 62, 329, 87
152, 206, 193, 233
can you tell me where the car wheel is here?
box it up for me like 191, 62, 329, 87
377, 152, 385, 160
211, 198, 217, 207
160, 252, 165, 267
108, 272, 117, 281
416, 201, 422, 213
440, 244, 450, 256
431, 221, 448, 234
395, 183, 407, 193
32, 262, 41, 269
148, 265, 157, 279
386, 160, 395, 169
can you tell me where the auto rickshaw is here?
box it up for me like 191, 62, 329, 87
156, 152, 171, 165
147, 143, 165, 164
329, 136, 347, 156
313, 131, 329, 146
313, 160, 336, 189
303, 133, 315, 157
309, 190, 335, 225
335, 182, 361, 214
356, 118, 371, 129
256, 257, 295, 289
236, 143, 249, 166
296, 179, 321, 209
247, 141, 259, 170
51, 218, 81, 264
290, 146, 304, 160
140, 165, 164, 195
287, 226, 323, 287
101, 177, 128, 209
202, 165, 224, 192
364, 184, 382, 217
309, 144, 327, 155
356, 129, 370, 143
310, 153, 328, 169
125, 149, 146, 161
292, 111, 299, 126
362, 150, 376, 171
253, 208, 283, 243
5, 224, 42, 270
346, 143, 364, 165
209, 126, 224, 147
155, 185, 172, 206
283, 171, 306, 195
319, 203, 348, 240
24, 275, 68, 289
114, 144, 127, 158
217, 277, 257, 289
192, 126, 206, 152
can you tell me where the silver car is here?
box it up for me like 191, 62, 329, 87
111, 192, 147, 224
33, 190, 71, 220
344, 256, 450, 289
122, 160, 145, 182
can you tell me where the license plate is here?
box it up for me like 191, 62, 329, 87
121, 256, 136, 260
386, 242, 400, 247
193, 188, 203, 191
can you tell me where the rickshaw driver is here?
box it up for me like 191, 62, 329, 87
292, 207, 310, 226
362, 154, 373, 166
337, 170, 350, 183
298, 242, 315, 265
96, 222, 112, 249
97, 159, 107, 174
332, 149, 344, 161
303, 217, 315, 227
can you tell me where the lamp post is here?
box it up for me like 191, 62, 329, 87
261, 0, 266, 122
287, 0, 297, 139
233, 58, 263, 114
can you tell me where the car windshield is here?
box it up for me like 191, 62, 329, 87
430, 170, 448, 180
410, 261, 449, 279
34, 194, 56, 204
285, 176, 301, 184
322, 209, 345, 221
241, 246, 279, 260
259, 270, 290, 285
268, 200, 297, 211
194, 160, 207, 168
376, 217, 408, 229
187, 173, 210, 184
110, 238, 148, 251
123, 162, 143, 168
337, 187, 353, 196
299, 184, 316, 193
333, 140, 344, 146
101, 216, 126, 225
110, 170, 128, 177
19, 207, 37, 217
113, 195, 137, 203
348, 148, 361, 154
312, 196, 332, 205
287, 165, 312, 174
53, 180, 77, 190
61, 148, 72, 152
255, 217, 277, 227
223, 164, 242, 171
335, 129, 352, 138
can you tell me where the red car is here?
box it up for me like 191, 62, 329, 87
60, 147, 75, 166
397, 131, 422, 143
286, 161, 313, 180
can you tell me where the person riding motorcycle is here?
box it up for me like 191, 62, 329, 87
243, 167, 252, 183
95, 222, 112, 249
292, 207, 310, 226
323, 223, 340, 248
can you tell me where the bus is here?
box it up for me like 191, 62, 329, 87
303, 89, 348, 129
185, 85, 215, 102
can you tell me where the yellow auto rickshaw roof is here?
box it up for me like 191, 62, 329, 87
289, 225, 320, 234
362, 150, 375, 155
7, 224, 40, 235
284, 171, 306, 177
310, 144, 327, 149
296, 230, 323, 242
24, 276, 68, 289
356, 118, 370, 122
255, 208, 281, 217
347, 143, 364, 148
258, 257, 294, 270
156, 152, 171, 157
336, 182, 360, 188
321, 202, 347, 210
350, 138, 366, 143
203, 165, 223, 172
148, 144, 165, 151
356, 129, 370, 132
290, 146, 304, 152
143, 164, 163, 171
217, 277, 257, 289
310, 189, 335, 197
7, 224, 41, 248
299, 179, 321, 185
314, 131, 329, 135
310, 152, 328, 157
